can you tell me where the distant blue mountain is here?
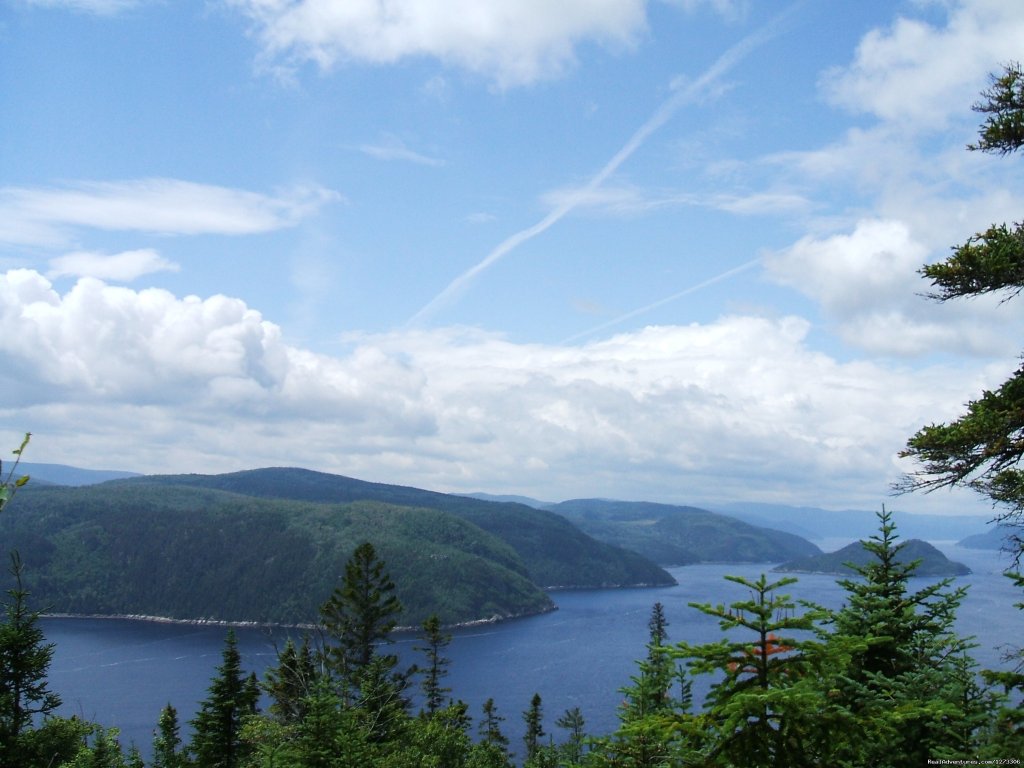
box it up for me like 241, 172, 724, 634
9, 462, 140, 487
715, 501, 989, 543
958, 525, 1019, 550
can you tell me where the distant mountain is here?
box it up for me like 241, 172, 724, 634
117, 467, 675, 591
957, 525, 1019, 550
774, 538, 971, 577
716, 502, 989, 542
1, 482, 553, 626
462, 492, 551, 509
549, 499, 821, 566
7, 461, 140, 486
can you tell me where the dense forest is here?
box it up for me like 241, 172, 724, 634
0, 468, 682, 626
548, 499, 820, 565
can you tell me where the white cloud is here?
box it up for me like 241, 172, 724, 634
540, 183, 810, 218
358, 135, 444, 166
767, 220, 926, 316
0, 179, 341, 247
228, 0, 648, 87
821, 0, 1024, 130
765, 219, 1024, 357
46, 249, 179, 282
0, 269, 1007, 513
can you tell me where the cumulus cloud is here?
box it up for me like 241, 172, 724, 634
227, 0, 648, 87
0, 268, 1006, 512
821, 0, 1024, 130
0, 179, 341, 247
765, 219, 1024, 357
47, 249, 179, 282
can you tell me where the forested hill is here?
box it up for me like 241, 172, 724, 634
774, 538, 971, 576
1, 482, 557, 626
549, 499, 821, 565
123, 467, 674, 590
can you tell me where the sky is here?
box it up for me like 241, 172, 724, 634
2, 0, 1023, 516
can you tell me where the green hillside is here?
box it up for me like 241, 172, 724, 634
126, 468, 675, 589
774, 538, 971, 576
550, 499, 821, 565
0, 482, 554, 626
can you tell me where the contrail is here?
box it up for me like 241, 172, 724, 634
560, 256, 763, 344
408, 6, 800, 326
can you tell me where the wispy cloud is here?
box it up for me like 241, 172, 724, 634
358, 136, 444, 167
47, 249, 179, 282
0, 179, 341, 247
409, 4, 801, 326
562, 257, 763, 343
540, 184, 811, 217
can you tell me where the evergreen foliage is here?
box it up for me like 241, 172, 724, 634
0, 551, 62, 766
0, 484, 554, 626
151, 704, 185, 768
320, 541, 403, 688
189, 630, 260, 768
416, 613, 452, 715
264, 637, 319, 725
521, 693, 545, 764
899, 62, 1024, 556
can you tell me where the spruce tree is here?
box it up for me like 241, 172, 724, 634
479, 697, 509, 751
190, 630, 259, 768
152, 704, 185, 768
415, 614, 452, 716
319, 541, 403, 690
673, 573, 835, 767
0, 552, 61, 767
898, 63, 1024, 556
554, 707, 586, 764
830, 509, 991, 765
264, 636, 319, 725
522, 693, 545, 763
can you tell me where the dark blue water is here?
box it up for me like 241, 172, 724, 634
41, 544, 1023, 758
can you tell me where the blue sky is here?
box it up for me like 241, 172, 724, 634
2, 0, 1023, 515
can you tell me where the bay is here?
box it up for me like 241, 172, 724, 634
40, 544, 1022, 758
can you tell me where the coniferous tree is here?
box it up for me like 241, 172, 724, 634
0, 551, 61, 767
264, 636, 319, 725
673, 573, 836, 767
416, 614, 452, 716
829, 509, 993, 765
152, 704, 185, 768
190, 630, 259, 768
555, 706, 586, 764
479, 697, 509, 751
522, 693, 545, 763
320, 541, 403, 690
898, 63, 1024, 556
